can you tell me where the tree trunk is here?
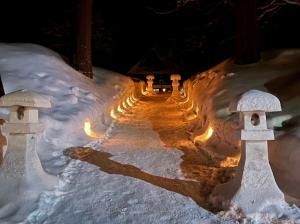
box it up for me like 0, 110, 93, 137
0, 75, 5, 97
73, 0, 93, 78
234, 0, 260, 64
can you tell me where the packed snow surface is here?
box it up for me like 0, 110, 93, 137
0, 44, 300, 223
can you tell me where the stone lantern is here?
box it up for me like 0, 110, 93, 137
209, 90, 286, 215
0, 89, 53, 205
146, 74, 155, 95
170, 74, 181, 97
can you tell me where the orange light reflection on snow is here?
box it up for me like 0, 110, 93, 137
220, 155, 240, 168
194, 103, 199, 115
126, 97, 133, 107
84, 119, 101, 138
180, 96, 190, 104
122, 101, 127, 109
194, 125, 214, 143
131, 95, 138, 102
110, 109, 118, 119
187, 100, 194, 111
141, 87, 147, 95
117, 104, 125, 113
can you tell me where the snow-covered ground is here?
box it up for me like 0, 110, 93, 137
181, 49, 300, 222
0, 44, 300, 223
182, 49, 300, 202
0, 44, 136, 222
0, 43, 133, 174
25, 95, 235, 224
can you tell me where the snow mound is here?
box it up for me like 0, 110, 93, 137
178, 49, 300, 222
0, 43, 132, 173
0, 43, 137, 221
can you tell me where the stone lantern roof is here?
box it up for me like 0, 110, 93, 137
0, 89, 51, 108
170, 74, 181, 81
146, 74, 154, 80
229, 89, 281, 112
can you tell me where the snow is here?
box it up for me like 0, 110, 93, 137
0, 43, 300, 223
0, 44, 230, 223
0, 43, 135, 222
0, 43, 131, 175
181, 49, 300, 222
25, 93, 239, 224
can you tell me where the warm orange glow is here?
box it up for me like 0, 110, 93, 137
117, 105, 125, 113
84, 119, 101, 138
129, 96, 136, 104
180, 96, 190, 105
131, 94, 138, 102
194, 103, 199, 115
220, 155, 240, 168
187, 100, 194, 111
110, 109, 118, 119
141, 87, 147, 95
122, 101, 128, 109
126, 97, 133, 107
194, 125, 214, 143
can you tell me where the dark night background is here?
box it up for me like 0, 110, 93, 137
0, 0, 299, 78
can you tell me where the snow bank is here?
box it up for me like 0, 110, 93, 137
0, 43, 143, 221
0, 44, 137, 173
179, 49, 300, 221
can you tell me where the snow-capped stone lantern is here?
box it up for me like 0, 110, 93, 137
210, 89, 286, 215
170, 74, 181, 97
0, 89, 52, 204
146, 74, 155, 95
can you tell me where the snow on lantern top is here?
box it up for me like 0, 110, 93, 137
146, 74, 154, 80
170, 74, 181, 81
229, 89, 281, 112
0, 89, 51, 108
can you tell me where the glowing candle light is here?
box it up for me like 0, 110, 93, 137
127, 97, 133, 107
194, 125, 214, 143
131, 94, 138, 102
129, 96, 135, 104
84, 119, 101, 138
110, 109, 118, 119
122, 101, 127, 109
117, 104, 124, 113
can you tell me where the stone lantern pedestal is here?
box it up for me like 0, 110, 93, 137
170, 74, 181, 98
209, 90, 286, 215
146, 74, 155, 96
0, 89, 53, 206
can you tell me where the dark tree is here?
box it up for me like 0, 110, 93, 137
234, 0, 260, 64
0, 75, 5, 97
73, 0, 93, 78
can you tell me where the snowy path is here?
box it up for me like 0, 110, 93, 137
27, 95, 229, 224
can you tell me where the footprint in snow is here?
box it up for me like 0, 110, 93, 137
64, 94, 78, 104
34, 72, 48, 78
70, 86, 80, 96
